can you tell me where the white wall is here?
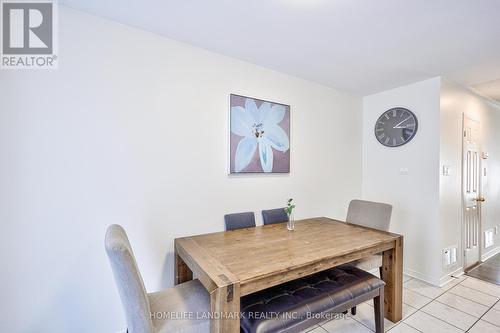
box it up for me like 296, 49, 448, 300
362, 77, 443, 284
480, 99, 500, 260
440, 81, 500, 271
363, 77, 500, 286
438, 81, 464, 281
0, 7, 362, 333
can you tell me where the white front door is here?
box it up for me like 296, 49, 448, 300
463, 116, 483, 270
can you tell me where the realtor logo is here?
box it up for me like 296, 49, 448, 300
1, 0, 57, 69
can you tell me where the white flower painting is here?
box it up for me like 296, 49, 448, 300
230, 94, 290, 173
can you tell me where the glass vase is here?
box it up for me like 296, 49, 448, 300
287, 213, 295, 231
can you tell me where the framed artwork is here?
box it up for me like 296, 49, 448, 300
229, 94, 290, 173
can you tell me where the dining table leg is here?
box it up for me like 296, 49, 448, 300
175, 241, 240, 332
381, 236, 403, 322
174, 253, 193, 285
210, 281, 240, 333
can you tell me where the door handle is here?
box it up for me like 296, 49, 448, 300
475, 197, 486, 202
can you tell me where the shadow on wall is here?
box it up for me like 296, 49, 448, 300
25, 278, 121, 332
161, 251, 175, 289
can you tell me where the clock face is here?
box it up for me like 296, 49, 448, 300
374, 108, 418, 147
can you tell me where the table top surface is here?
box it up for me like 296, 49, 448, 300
175, 217, 401, 285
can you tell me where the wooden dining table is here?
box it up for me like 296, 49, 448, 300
174, 217, 403, 333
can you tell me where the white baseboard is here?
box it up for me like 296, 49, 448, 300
371, 265, 465, 287
404, 267, 441, 286
481, 245, 500, 262
404, 266, 464, 287
438, 266, 464, 287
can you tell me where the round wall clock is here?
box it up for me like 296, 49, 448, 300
374, 107, 418, 147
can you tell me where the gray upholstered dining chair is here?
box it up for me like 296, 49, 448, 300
105, 224, 209, 333
262, 208, 289, 225
224, 212, 256, 231
347, 200, 392, 273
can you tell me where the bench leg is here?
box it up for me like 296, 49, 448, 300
342, 308, 356, 316
374, 287, 384, 333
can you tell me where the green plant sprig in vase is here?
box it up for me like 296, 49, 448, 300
284, 198, 295, 231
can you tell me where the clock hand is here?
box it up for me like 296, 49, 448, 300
393, 116, 412, 129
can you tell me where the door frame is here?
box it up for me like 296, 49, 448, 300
462, 114, 483, 272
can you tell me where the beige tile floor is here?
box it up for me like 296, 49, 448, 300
302, 274, 500, 333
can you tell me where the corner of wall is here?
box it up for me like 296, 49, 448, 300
362, 77, 443, 286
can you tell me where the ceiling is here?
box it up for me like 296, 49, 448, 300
473, 79, 500, 103
61, 0, 500, 96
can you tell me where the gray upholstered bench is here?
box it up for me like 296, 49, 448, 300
240, 264, 385, 333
